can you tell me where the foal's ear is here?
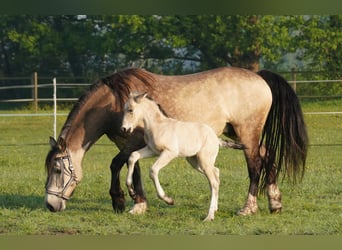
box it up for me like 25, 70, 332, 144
49, 136, 57, 148
135, 92, 148, 103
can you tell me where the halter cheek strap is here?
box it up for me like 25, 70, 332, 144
46, 150, 79, 200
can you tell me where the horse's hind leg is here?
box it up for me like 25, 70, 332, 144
259, 145, 282, 213
267, 182, 282, 213
236, 125, 263, 216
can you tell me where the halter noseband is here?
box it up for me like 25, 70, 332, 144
46, 149, 79, 200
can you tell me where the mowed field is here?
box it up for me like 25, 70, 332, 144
0, 100, 341, 235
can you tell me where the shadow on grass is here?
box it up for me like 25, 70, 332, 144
0, 194, 45, 210
0, 194, 114, 213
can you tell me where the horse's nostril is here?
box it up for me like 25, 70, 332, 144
46, 202, 57, 212
121, 127, 126, 133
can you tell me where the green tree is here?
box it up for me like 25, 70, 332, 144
294, 15, 342, 78
93, 15, 299, 73
1, 15, 341, 78
153, 15, 298, 72
0, 15, 104, 77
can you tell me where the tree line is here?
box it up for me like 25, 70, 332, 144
0, 15, 341, 79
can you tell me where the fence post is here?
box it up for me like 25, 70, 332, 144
291, 68, 297, 92
32, 72, 38, 112
53, 77, 57, 140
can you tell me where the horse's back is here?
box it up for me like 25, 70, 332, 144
150, 67, 272, 135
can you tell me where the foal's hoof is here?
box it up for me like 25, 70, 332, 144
164, 196, 174, 205
203, 215, 214, 222
128, 201, 148, 215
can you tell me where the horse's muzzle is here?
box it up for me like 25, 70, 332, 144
45, 194, 66, 212
121, 126, 132, 134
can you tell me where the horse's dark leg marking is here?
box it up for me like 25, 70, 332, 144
109, 151, 127, 213
131, 161, 147, 204
109, 151, 147, 213
239, 148, 262, 215
235, 124, 263, 216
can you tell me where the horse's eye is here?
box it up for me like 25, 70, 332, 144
128, 109, 133, 113
54, 166, 62, 174
53, 161, 62, 174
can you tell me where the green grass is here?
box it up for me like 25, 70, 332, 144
0, 100, 341, 235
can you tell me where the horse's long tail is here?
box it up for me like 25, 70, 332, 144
219, 138, 246, 150
257, 70, 309, 190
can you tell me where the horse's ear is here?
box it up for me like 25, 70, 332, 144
135, 92, 148, 103
57, 137, 67, 152
49, 137, 57, 148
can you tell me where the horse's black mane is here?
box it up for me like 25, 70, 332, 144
102, 68, 155, 108
46, 68, 155, 171
59, 68, 155, 139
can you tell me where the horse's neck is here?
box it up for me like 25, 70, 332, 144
61, 85, 115, 180
142, 102, 169, 132
59, 126, 87, 181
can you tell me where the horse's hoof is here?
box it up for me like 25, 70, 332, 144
270, 207, 282, 214
237, 206, 258, 216
128, 201, 148, 215
268, 199, 282, 214
112, 199, 126, 213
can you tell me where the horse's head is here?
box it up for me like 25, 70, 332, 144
44, 137, 79, 212
121, 92, 147, 134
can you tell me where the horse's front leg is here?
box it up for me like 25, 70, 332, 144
109, 151, 128, 213
109, 150, 147, 213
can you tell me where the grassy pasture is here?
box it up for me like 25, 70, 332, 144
0, 99, 341, 235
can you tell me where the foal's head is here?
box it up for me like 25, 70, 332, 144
121, 92, 149, 133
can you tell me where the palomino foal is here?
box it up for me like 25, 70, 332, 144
121, 93, 244, 221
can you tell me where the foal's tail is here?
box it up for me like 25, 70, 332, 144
219, 138, 246, 150
257, 70, 309, 190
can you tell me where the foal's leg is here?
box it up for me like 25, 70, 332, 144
149, 150, 176, 205
186, 156, 204, 174
110, 156, 147, 213
197, 152, 220, 222
203, 166, 220, 222
110, 130, 147, 213
126, 146, 156, 214
259, 145, 282, 213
